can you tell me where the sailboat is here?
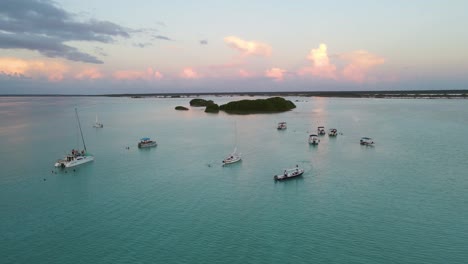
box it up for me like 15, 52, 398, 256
54, 108, 95, 168
222, 122, 241, 165
93, 114, 103, 128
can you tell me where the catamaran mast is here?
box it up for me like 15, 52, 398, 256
75, 108, 87, 152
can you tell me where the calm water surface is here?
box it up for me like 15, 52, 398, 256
1, 96, 467, 263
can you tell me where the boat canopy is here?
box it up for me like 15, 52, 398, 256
310, 134, 318, 137
318, 126, 324, 128
141, 137, 151, 141
361, 137, 372, 140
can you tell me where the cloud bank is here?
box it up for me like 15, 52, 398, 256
340, 50, 385, 82
300, 43, 385, 82
0, 0, 131, 63
0, 57, 68, 81
113, 67, 163, 81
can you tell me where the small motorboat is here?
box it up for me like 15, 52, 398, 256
308, 134, 320, 145
317, 126, 326, 135
277, 122, 287, 130
138, 137, 157, 148
328, 128, 337, 136
274, 166, 304, 181
360, 137, 374, 146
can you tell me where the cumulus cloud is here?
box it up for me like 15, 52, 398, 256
154, 35, 173, 41
238, 69, 253, 78
265, 67, 286, 81
0, 57, 68, 81
133, 42, 152, 48
180, 67, 199, 79
224, 36, 272, 57
75, 68, 103, 80
113, 67, 163, 81
0, 0, 131, 63
300, 43, 336, 79
340, 50, 385, 82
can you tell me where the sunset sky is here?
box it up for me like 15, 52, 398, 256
1, 0, 467, 94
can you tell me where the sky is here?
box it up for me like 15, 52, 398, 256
1, 0, 467, 94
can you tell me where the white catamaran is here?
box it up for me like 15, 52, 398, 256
55, 108, 95, 168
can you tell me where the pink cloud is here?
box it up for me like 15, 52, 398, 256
239, 69, 253, 78
224, 36, 272, 57
300, 43, 336, 79
180, 67, 199, 79
113, 67, 163, 81
75, 68, 103, 80
265, 67, 286, 81
0, 57, 68, 81
340, 50, 385, 82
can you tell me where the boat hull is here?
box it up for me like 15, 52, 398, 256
55, 155, 94, 168
222, 156, 241, 165
138, 142, 157, 148
274, 170, 304, 181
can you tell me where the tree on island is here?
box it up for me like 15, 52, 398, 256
189, 98, 214, 107
175, 106, 189, 111
204, 103, 219, 113
219, 97, 296, 114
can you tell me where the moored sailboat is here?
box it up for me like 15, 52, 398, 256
223, 122, 241, 165
93, 114, 103, 128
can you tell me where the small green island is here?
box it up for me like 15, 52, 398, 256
204, 103, 219, 113
184, 97, 296, 114
219, 97, 296, 114
175, 106, 189, 111
189, 98, 214, 107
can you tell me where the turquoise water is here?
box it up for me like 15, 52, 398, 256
1, 96, 467, 263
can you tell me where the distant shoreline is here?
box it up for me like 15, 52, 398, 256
1, 90, 467, 99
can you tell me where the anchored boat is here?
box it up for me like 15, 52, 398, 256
138, 137, 157, 148
317, 126, 326, 135
308, 134, 320, 145
277, 122, 287, 130
360, 137, 374, 146
54, 108, 94, 168
93, 114, 103, 128
222, 147, 241, 165
274, 166, 304, 181
328, 128, 337, 136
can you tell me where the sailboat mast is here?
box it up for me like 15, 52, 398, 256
75, 108, 87, 152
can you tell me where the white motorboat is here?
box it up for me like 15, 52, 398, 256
317, 126, 326, 135
277, 122, 287, 130
222, 147, 241, 165
93, 114, 103, 128
328, 128, 337, 136
308, 134, 320, 145
138, 137, 157, 148
274, 166, 304, 181
54, 108, 94, 168
360, 137, 374, 146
